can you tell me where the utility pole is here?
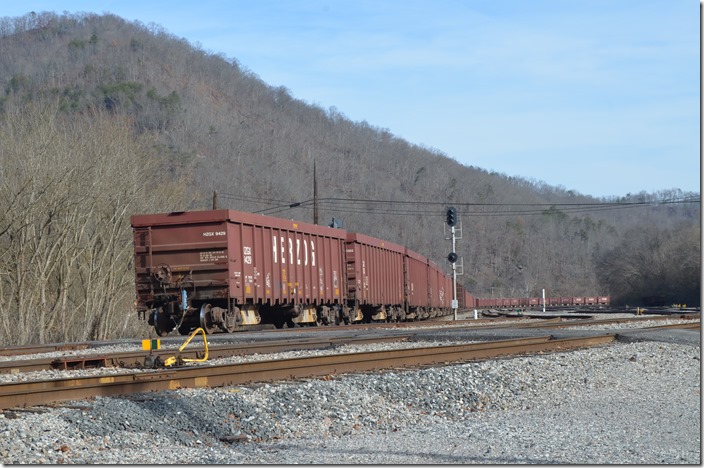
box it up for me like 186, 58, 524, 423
313, 159, 318, 225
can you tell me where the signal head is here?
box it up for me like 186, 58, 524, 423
446, 206, 457, 227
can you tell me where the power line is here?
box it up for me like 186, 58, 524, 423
215, 192, 700, 219
217, 192, 294, 206
315, 196, 699, 218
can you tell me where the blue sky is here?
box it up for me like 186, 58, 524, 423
2, 0, 700, 198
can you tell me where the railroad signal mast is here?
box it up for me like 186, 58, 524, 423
445, 206, 463, 320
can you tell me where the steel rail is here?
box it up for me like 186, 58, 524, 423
352, 314, 699, 331
0, 343, 92, 357
2, 316, 697, 375
0, 312, 691, 356
417, 315, 699, 331
637, 321, 700, 330
513, 315, 700, 329
0, 334, 412, 375
0, 334, 616, 410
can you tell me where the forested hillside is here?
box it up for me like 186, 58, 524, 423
0, 12, 699, 344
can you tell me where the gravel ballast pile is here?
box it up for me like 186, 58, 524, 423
0, 339, 700, 464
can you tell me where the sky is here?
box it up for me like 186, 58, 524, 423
2, 0, 700, 198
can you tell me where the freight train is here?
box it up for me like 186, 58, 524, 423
132, 209, 456, 335
131, 209, 609, 336
472, 295, 610, 309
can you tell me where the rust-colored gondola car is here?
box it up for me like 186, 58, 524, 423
456, 283, 477, 310
132, 209, 347, 335
427, 259, 452, 316
404, 249, 432, 320
345, 232, 406, 322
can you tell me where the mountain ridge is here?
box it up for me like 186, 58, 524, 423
0, 11, 699, 311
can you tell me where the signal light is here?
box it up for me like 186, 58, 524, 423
447, 252, 458, 263
446, 206, 457, 227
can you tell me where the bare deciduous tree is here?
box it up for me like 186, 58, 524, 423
0, 100, 188, 345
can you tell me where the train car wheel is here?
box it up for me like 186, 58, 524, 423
199, 304, 219, 334
153, 325, 169, 337
272, 319, 285, 329
152, 310, 174, 337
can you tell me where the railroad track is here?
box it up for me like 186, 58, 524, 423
0, 334, 617, 410
1, 316, 698, 375
512, 315, 701, 329
0, 317, 513, 356
0, 334, 412, 375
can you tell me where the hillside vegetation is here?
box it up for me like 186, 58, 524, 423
0, 12, 699, 344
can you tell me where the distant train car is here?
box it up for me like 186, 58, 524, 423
405, 249, 450, 320
441, 263, 453, 309
472, 293, 610, 311
456, 284, 477, 310
476, 298, 498, 308
346, 232, 405, 322
456, 283, 466, 309
403, 248, 429, 319
466, 290, 477, 309
427, 259, 450, 311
